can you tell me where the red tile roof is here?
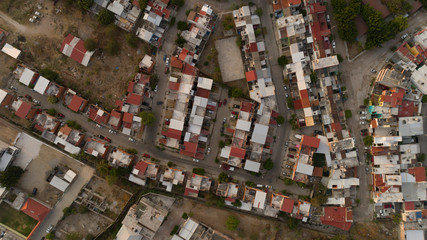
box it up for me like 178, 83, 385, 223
15, 101, 32, 119
184, 187, 199, 196
249, 42, 258, 52
245, 70, 257, 82
123, 112, 133, 123
289, 0, 301, 5
180, 142, 198, 157
127, 81, 135, 93
320, 207, 352, 231
127, 93, 143, 106
168, 81, 181, 91
293, 99, 303, 110
240, 102, 253, 112
229, 147, 246, 159
196, 88, 210, 98
226, 128, 235, 134
21, 198, 50, 222
179, 48, 189, 61
182, 63, 197, 76
302, 135, 320, 148
405, 201, 415, 210
68, 95, 84, 112
281, 198, 295, 213
307, 2, 326, 14
115, 100, 124, 111
408, 167, 426, 182
162, 128, 182, 140
300, 89, 310, 108
60, 34, 89, 65
171, 56, 183, 70
134, 161, 148, 177
313, 167, 323, 177
398, 100, 415, 117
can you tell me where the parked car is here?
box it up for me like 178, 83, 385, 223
32, 98, 40, 104
289, 148, 297, 152
285, 93, 289, 98
287, 154, 295, 158
109, 129, 117, 134
223, 117, 227, 123
360, 121, 366, 125
24, 94, 32, 100
332, 40, 336, 49
231, 111, 237, 115
165, 66, 169, 74
326, 14, 330, 22
0, 231, 5, 238
365, 167, 369, 172
359, 111, 367, 114
233, 104, 240, 108
360, 116, 367, 120
103, 137, 111, 143
32, 187, 37, 196
370, 69, 377, 73
96, 124, 103, 128
163, 55, 167, 61
57, 113, 65, 118
314, 130, 322, 135
157, 101, 164, 105
218, 102, 222, 107
129, 137, 136, 142
9, 85, 17, 91
360, 105, 366, 109
283, 85, 287, 90
223, 99, 227, 105
166, 57, 170, 65
143, 153, 150, 158
154, 85, 158, 93
193, 158, 199, 162
401, 33, 408, 40
46, 225, 53, 233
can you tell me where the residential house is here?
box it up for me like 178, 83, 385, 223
160, 167, 185, 192
60, 34, 94, 66
128, 160, 160, 186
84, 138, 110, 158
54, 125, 85, 154
108, 148, 134, 167
62, 89, 88, 112
184, 173, 211, 197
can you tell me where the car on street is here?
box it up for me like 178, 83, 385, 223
332, 40, 336, 49
223, 99, 227, 105
9, 85, 17, 91
223, 117, 227, 122
166, 57, 170, 65
57, 113, 65, 118
326, 14, 330, 22
365, 167, 370, 172
283, 85, 287, 90
360, 116, 367, 120
193, 158, 199, 162
0, 231, 5, 238
287, 154, 295, 158
96, 124, 103, 128
165, 66, 169, 74
32, 187, 37, 196
46, 225, 53, 233
231, 111, 237, 115
360, 121, 366, 125
143, 153, 150, 158
370, 69, 377, 73
207, 147, 211, 154
163, 55, 167, 61
289, 147, 297, 152
32, 98, 40, 104
285, 93, 289, 98
218, 102, 222, 107
109, 129, 117, 134
154, 85, 158, 92
360, 105, 366, 109
401, 33, 408, 40
157, 101, 164, 105
361, 131, 368, 136
233, 104, 240, 108
314, 130, 322, 135
359, 111, 367, 114
129, 137, 136, 142
25, 94, 32, 100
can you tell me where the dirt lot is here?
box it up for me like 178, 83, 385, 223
347, 41, 364, 59
349, 221, 398, 240
0, 202, 38, 237
15, 143, 88, 206
1, 0, 149, 111
83, 176, 132, 220
157, 198, 331, 240
55, 209, 112, 240
0, 119, 19, 144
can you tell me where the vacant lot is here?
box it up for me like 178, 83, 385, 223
215, 36, 245, 83
0, 119, 19, 144
1, 0, 148, 110
0, 202, 38, 237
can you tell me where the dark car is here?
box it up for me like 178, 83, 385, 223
57, 113, 65, 119
157, 101, 164, 105
143, 153, 150, 158
287, 154, 295, 158
32, 187, 38, 196
314, 130, 322, 135
288, 148, 297, 152
165, 66, 169, 74
223, 99, 227, 105
219, 102, 222, 107
0, 231, 5, 238
104, 137, 111, 143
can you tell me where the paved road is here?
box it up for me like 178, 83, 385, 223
29, 165, 94, 240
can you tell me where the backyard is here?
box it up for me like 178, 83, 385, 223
0, 202, 38, 237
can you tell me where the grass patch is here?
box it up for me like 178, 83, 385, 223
0, 202, 38, 236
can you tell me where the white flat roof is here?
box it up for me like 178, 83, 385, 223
33, 76, 50, 95
296, 162, 313, 175
1, 43, 21, 59
19, 68, 35, 86
220, 146, 231, 158
253, 191, 267, 209
251, 124, 268, 144
399, 116, 424, 136
178, 219, 199, 240
197, 77, 213, 90
49, 176, 69, 192
64, 170, 77, 183
405, 230, 424, 240
244, 160, 261, 173
169, 119, 184, 131
0, 89, 8, 104
236, 119, 251, 131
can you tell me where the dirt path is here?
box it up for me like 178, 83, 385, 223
0, 10, 58, 37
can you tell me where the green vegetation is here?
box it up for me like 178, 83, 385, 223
222, 15, 234, 31
310, 71, 318, 83
226, 216, 240, 230
245, 181, 256, 187
287, 217, 298, 230
363, 136, 374, 146
170, 225, 179, 235
312, 153, 326, 167
0, 166, 24, 188
77, 0, 93, 9
138, 0, 148, 10
63, 206, 77, 217
284, 178, 294, 185
218, 172, 230, 183
230, 88, 243, 98
84, 38, 97, 51
182, 212, 188, 219
98, 9, 115, 25
276, 115, 285, 125
219, 140, 225, 148
48, 96, 58, 104
255, 29, 262, 36
345, 109, 352, 119
106, 40, 120, 55
46, 232, 55, 240
236, 36, 242, 47
383, 0, 411, 14
47, 108, 57, 116
288, 114, 299, 130
287, 97, 294, 109
417, 153, 426, 162
96, 160, 110, 177
422, 95, 427, 103
311, 183, 328, 207
0, 202, 38, 236
392, 213, 402, 224
192, 168, 205, 175
263, 158, 274, 170
361, 5, 408, 49
125, 33, 138, 48
232, 199, 242, 207
172, 0, 185, 8
106, 168, 119, 185
104, 24, 117, 38
422, 0, 427, 9
331, 0, 361, 42
66, 120, 82, 130
39, 68, 61, 83
255, 8, 263, 16
139, 111, 155, 126
175, 34, 186, 47
177, 21, 189, 31
363, 98, 370, 106
337, 54, 344, 63
66, 232, 81, 240
278, 56, 288, 67
126, 148, 138, 155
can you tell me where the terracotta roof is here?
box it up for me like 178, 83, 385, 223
59, 125, 72, 136
196, 88, 210, 98
313, 167, 323, 177
302, 135, 320, 148
171, 56, 183, 70
162, 128, 182, 140
134, 161, 148, 177
127, 81, 135, 93
68, 95, 85, 112
182, 63, 197, 76
21, 198, 50, 221
15, 101, 32, 119
226, 128, 235, 134
184, 187, 199, 196
168, 81, 181, 91
405, 201, 415, 210
240, 102, 253, 112
320, 207, 352, 231
245, 70, 257, 82
123, 112, 133, 123
126, 93, 143, 106
115, 100, 124, 111
229, 147, 246, 159
281, 198, 295, 213
408, 167, 426, 182
180, 142, 198, 157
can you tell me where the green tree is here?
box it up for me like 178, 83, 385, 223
46, 232, 55, 240
192, 168, 205, 175
263, 158, 274, 170
421, 0, 427, 8
383, 0, 411, 14
0, 166, 24, 188
84, 38, 97, 51
106, 168, 119, 185
125, 33, 138, 48
287, 217, 298, 230
363, 136, 374, 146
361, 4, 387, 49
331, 0, 361, 42
172, 0, 185, 8
96, 160, 110, 177
48, 96, 58, 104
312, 153, 326, 167
284, 178, 294, 185
222, 15, 234, 31
66, 120, 81, 130
345, 110, 352, 119
175, 34, 186, 47
278, 56, 288, 66
337, 54, 343, 62
139, 111, 155, 126
231, 88, 243, 98
106, 40, 120, 55
39, 68, 60, 82
226, 216, 240, 230
232, 199, 242, 207
255, 8, 263, 16
245, 181, 255, 187
98, 9, 115, 25
218, 172, 230, 183
387, 15, 408, 38
177, 21, 189, 31
77, 0, 93, 9
276, 115, 285, 125
138, 0, 148, 9
417, 153, 426, 162
219, 140, 225, 148
126, 148, 138, 155
47, 108, 57, 116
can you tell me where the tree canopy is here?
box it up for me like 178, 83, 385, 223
192, 168, 205, 175
84, 38, 97, 51
226, 216, 240, 230
276, 115, 285, 125
383, 0, 411, 15
172, 0, 185, 8
0, 166, 24, 188
175, 34, 186, 47
177, 21, 189, 31
77, 0, 93, 9
263, 158, 274, 170
39, 68, 60, 82
98, 9, 115, 25
139, 111, 155, 126
363, 136, 374, 146
231, 88, 243, 98
331, 0, 361, 42
218, 172, 230, 183
278, 56, 288, 67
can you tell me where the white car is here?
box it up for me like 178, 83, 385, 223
360, 111, 367, 114
109, 129, 117, 134
46, 225, 53, 233
32, 99, 40, 104
332, 40, 336, 49
96, 124, 103, 128
193, 158, 199, 162
401, 33, 408, 40
166, 57, 170, 65
360, 121, 366, 125
326, 14, 330, 22
360, 116, 367, 120
129, 137, 136, 142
